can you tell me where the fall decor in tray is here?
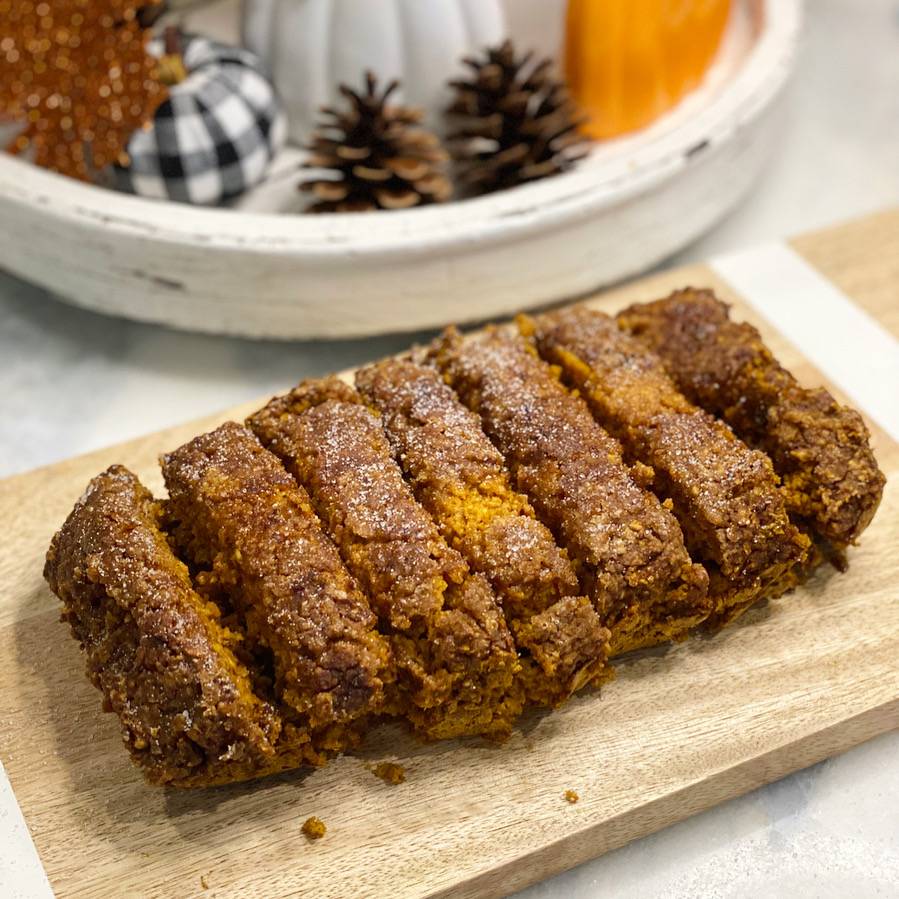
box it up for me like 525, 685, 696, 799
114, 28, 286, 205
302, 72, 453, 214
0, 0, 168, 181
0, 0, 803, 339
447, 40, 590, 196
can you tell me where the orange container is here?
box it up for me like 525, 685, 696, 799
565, 0, 732, 139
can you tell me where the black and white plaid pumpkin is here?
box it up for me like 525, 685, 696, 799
115, 33, 286, 205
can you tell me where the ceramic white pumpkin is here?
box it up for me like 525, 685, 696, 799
502, 0, 568, 61
241, 0, 507, 145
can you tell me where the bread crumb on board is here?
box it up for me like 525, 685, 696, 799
564, 790, 579, 804
370, 761, 406, 785
200, 874, 209, 890
302, 816, 327, 840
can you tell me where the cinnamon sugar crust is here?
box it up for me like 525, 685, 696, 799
356, 359, 610, 704
617, 289, 885, 559
161, 422, 391, 735
527, 307, 811, 626
430, 327, 710, 654
43, 465, 318, 787
248, 378, 521, 741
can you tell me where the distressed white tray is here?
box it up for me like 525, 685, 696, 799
0, 0, 799, 339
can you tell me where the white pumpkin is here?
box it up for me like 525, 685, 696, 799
502, 0, 568, 62
241, 0, 507, 145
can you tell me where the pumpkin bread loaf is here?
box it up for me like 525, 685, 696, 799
161, 422, 392, 742
44, 293, 885, 789
356, 358, 610, 705
430, 327, 711, 655
525, 307, 811, 625
247, 377, 521, 741
617, 289, 886, 563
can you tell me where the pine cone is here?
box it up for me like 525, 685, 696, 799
447, 40, 589, 195
302, 73, 452, 213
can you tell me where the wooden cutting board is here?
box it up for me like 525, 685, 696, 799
1, 210, 897, 899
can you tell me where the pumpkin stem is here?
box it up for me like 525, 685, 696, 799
137, 1, 167, 29
157, 25, 188, 86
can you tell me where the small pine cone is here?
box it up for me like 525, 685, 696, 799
302, 72, 453, 213
447, 40, 590, 195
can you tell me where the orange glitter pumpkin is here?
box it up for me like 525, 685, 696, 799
565, 0, 732, 139
0, 0, 167, 180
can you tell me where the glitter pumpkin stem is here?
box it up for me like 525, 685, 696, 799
158, 26, 189, 86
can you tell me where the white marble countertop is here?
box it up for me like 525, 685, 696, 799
1, 1, 897, 896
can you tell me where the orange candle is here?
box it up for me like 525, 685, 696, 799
565, 0, 732, 139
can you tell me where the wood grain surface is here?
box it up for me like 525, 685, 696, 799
0, 212, 896, 899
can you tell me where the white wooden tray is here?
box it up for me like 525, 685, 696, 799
0, 0, 799, 338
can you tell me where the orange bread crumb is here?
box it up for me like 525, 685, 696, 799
302, 816, 327, 840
